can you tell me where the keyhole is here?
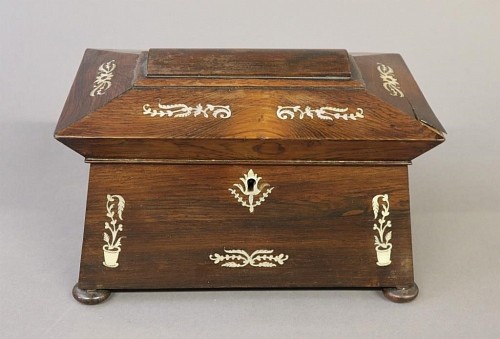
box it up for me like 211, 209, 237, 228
247, 179, 256, 192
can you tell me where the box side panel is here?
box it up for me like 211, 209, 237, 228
79, 164, 413, 289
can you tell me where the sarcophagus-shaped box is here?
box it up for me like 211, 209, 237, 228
55, 49, 445, 304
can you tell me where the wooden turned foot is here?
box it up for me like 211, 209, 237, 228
383, 283, 419, 303
72, 283, 111, 305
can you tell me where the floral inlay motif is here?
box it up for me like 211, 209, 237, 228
376, 63, 405, 97
228, 169, 274, 213
143, 103, 231, 118
102, 194, 125, 268
209, 249, 289, 267
372, 194, 393, 266
90, 60, 116, 97
276, 106, 364, 121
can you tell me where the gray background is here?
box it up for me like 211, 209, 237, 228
1, 0, 499, 338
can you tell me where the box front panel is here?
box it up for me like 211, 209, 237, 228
79, 164, 413, 289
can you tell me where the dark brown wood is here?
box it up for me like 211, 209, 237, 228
61, 138, 441, 162
55, 49, 444, 162
55, 49, 143, 133
79, 164, 413, 290
55, 87, 443, 161
147, 49, 351, 78
54, 49, 446, 303
353, 53, 446, 134
132, 75, 366, 88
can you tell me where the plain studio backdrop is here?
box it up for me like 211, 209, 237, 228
1, 1, 499, 338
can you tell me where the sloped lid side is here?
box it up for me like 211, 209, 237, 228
54, 49, 142, 135
55, 87, 442, 161
353, 53, 446, 134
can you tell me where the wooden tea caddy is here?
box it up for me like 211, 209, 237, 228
55, 48, 445, 304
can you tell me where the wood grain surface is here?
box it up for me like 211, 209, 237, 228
55, 49, 142, 132
78, 164, 413, 290
52, 49, 447, 293
147, 49, 351, 78
354, 53, 446, 133
57, 87, 443, 161
55, 49, 444, 162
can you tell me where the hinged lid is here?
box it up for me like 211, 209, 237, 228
54, 48, 445, 162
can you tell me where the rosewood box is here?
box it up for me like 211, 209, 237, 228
55, 48, 445, 304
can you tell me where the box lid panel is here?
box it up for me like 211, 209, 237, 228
147, 49, 351, 79
55, 49, 445, 162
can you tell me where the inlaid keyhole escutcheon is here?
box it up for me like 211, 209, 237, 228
228, 169, 274, 213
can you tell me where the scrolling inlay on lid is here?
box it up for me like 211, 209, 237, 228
276, 106, 364, 121
376, 63, 404, 97
90, 60, 116, 97
143, 103, 231, 118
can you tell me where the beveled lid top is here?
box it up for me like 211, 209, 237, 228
147, 49, 352, 79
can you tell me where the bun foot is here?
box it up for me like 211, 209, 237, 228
72, 283, 111, 305
383, 283, 419, 303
